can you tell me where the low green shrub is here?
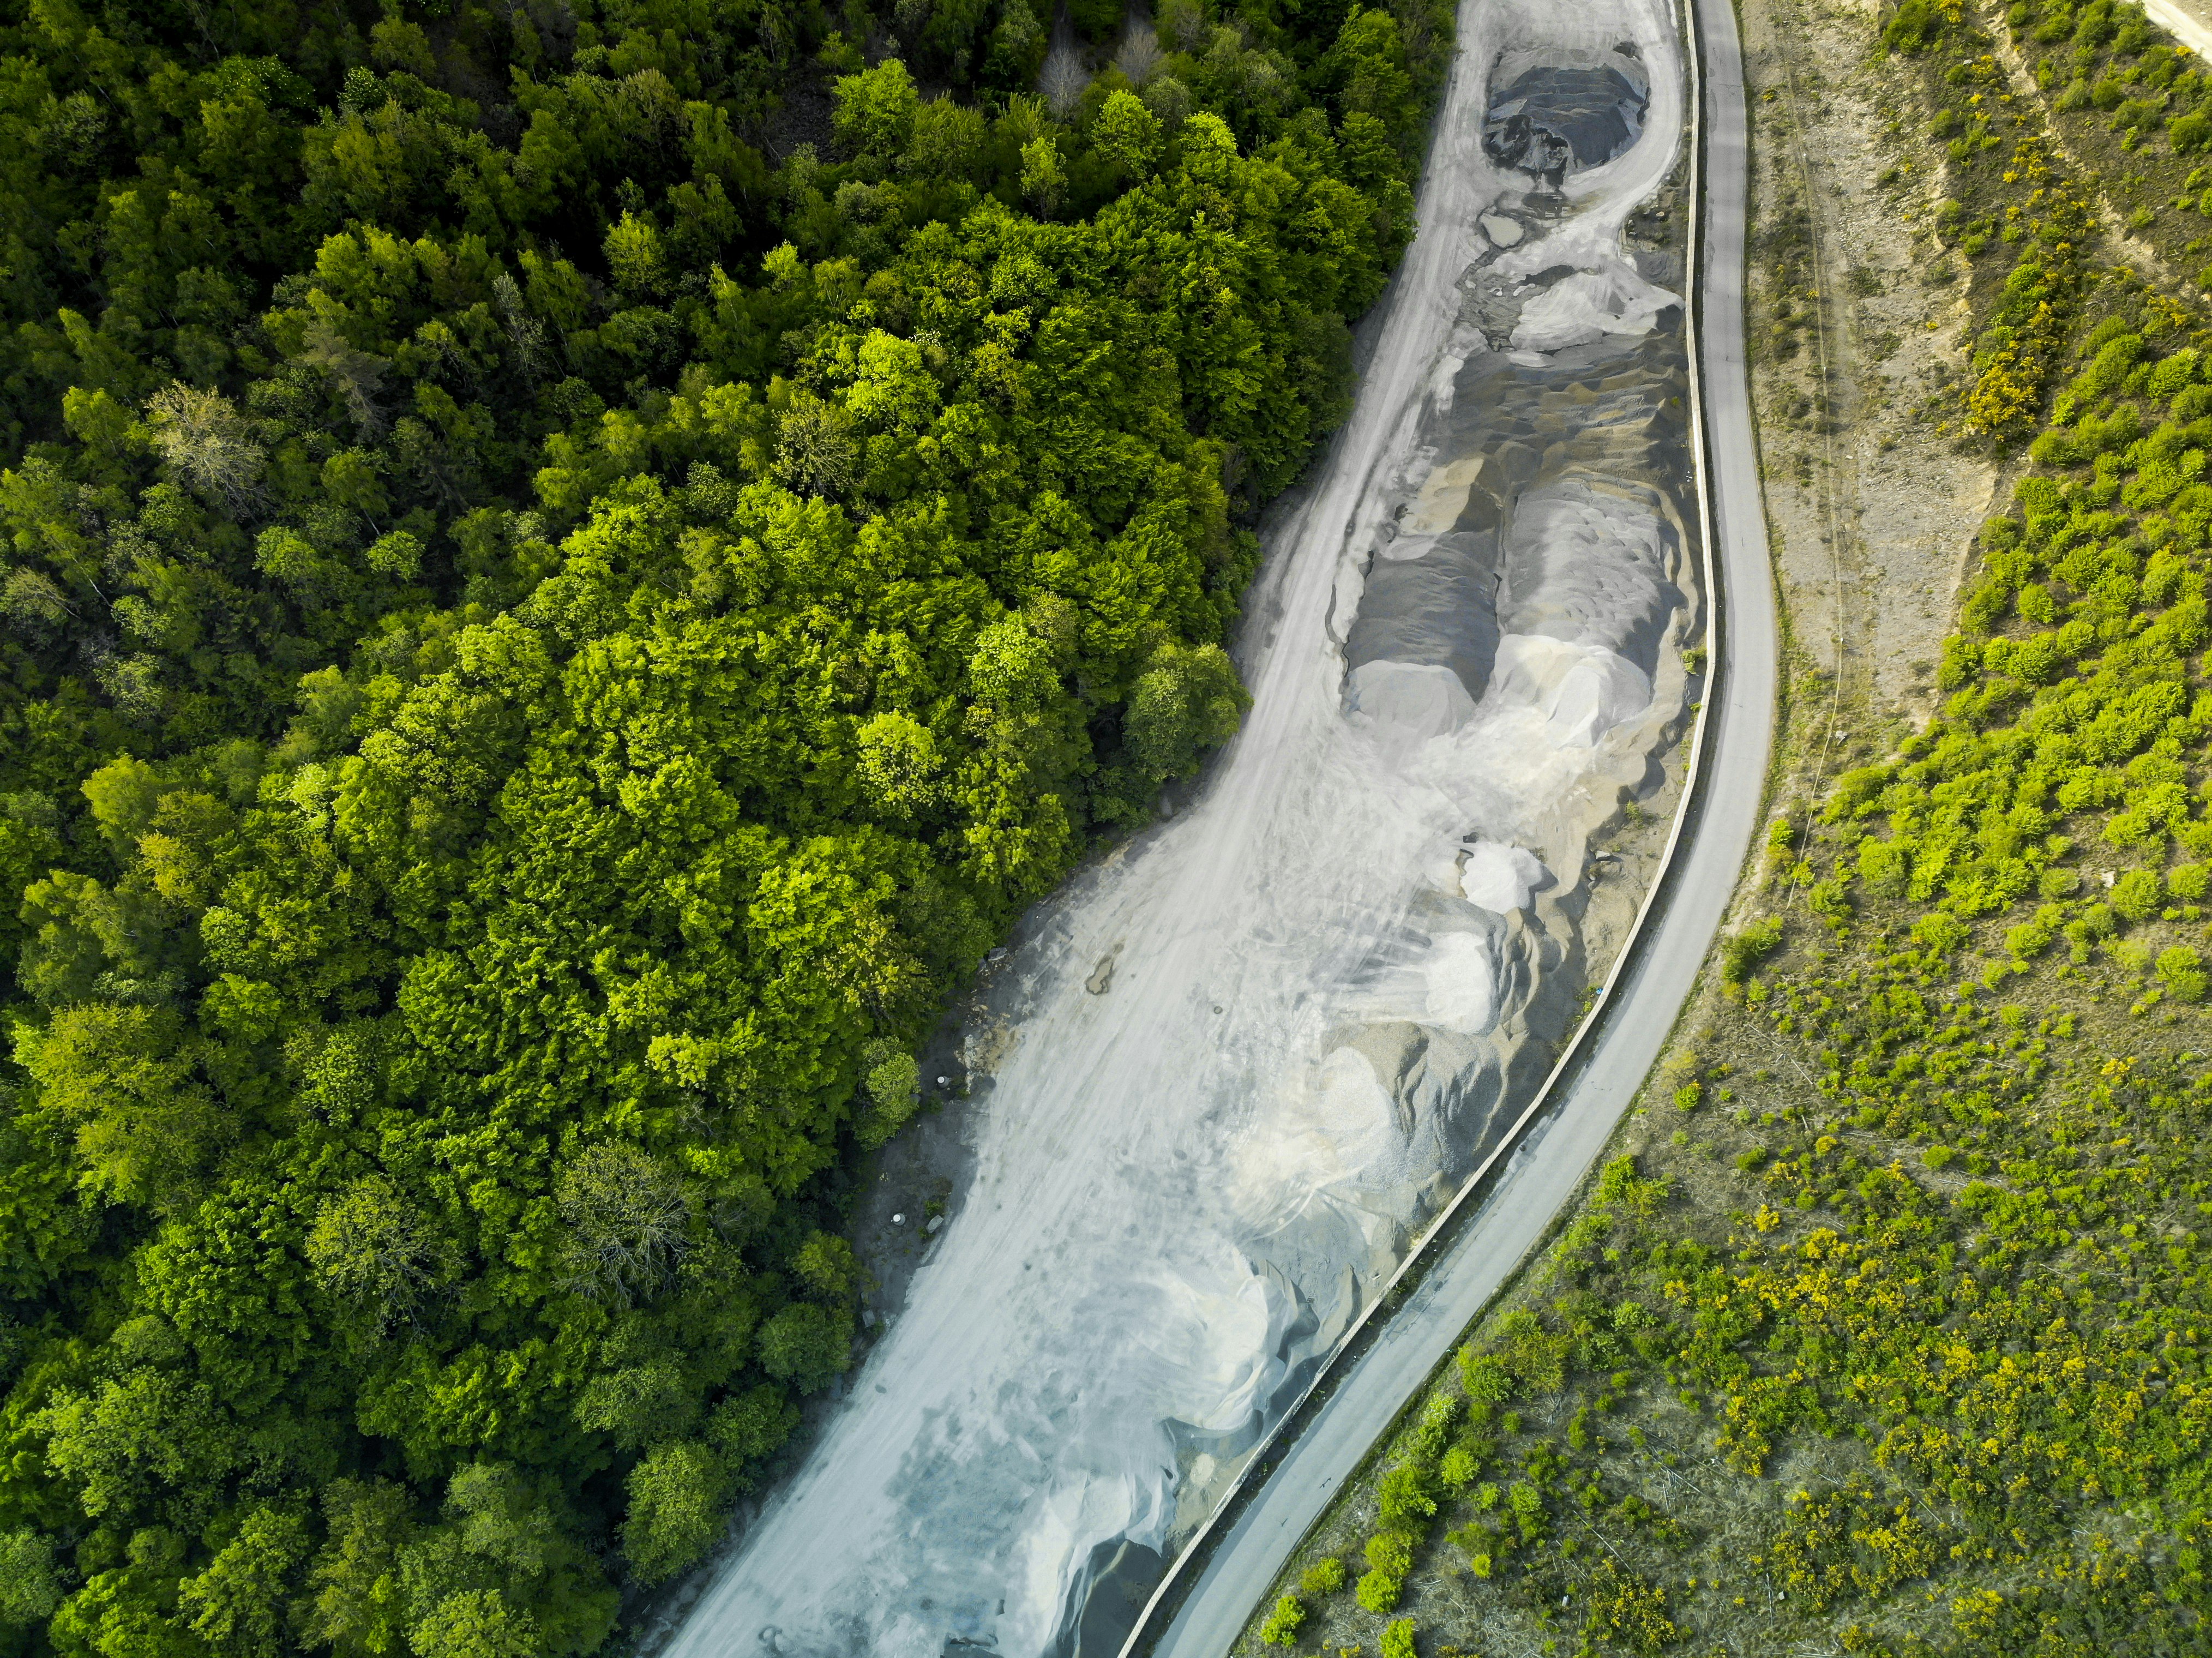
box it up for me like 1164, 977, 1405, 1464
1258, 1594, 1305, 1647
1299, 1556, 1347, 1596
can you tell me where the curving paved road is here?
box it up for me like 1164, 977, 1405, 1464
1127, 0, 1772, 1650
2142, 0, 2212, 64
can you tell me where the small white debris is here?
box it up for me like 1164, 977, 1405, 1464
892, 1213, 905, 1224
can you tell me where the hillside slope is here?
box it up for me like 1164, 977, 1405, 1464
1234, 2, 2212, 1655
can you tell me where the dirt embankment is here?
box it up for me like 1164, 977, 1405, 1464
1742, 0, 2000, 806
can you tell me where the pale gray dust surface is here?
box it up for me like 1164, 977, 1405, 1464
1137, 0, 1773, 1648
653, 0, 1712, 1653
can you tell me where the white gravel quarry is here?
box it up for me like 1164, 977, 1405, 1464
657, 0, 1695, 1652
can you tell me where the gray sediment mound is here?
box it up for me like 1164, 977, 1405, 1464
1327, 298, 1695, 1253
1342, 321, 1691, 713
1341, 533, 1504, 707
1501, 479, 1676, 679
1046, 1539, 1162, 1658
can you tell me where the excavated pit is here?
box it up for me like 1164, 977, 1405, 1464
1483, 44, 1651, 181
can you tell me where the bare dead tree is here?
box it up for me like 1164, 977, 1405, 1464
299, 322, 390, 442
143, 381, 267, 518
1113, 19, 1165, 86
1040, 40, 1090, 121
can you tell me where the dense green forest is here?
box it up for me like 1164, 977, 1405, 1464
1242, 4, 2212, 1657
0, 0, 1448, 1648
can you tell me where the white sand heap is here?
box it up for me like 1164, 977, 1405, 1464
1512, 263, 1681, 351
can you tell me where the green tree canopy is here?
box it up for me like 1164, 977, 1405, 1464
0, 0, 1451, 1647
